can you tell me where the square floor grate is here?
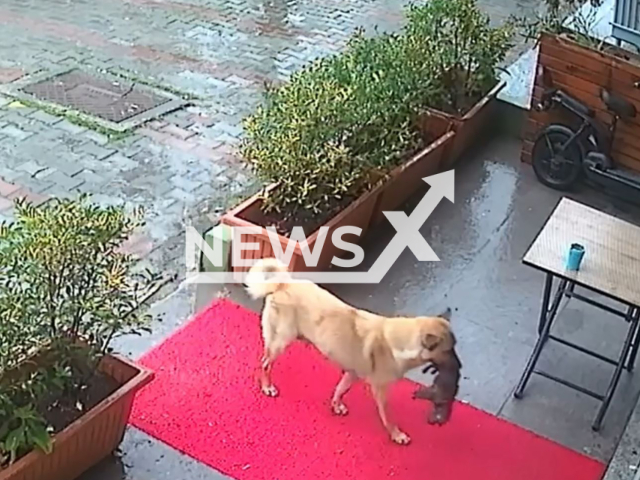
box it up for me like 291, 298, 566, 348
21, 69, 172, 124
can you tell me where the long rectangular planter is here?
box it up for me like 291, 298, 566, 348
521, 32, 640, 174
221, 115, 455, 273
0, 354, 153, 480
427, 80, 506, 169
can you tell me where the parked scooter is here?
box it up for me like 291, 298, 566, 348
531, 84, 640, 203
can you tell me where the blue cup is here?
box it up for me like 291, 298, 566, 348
566, 243, 585, 271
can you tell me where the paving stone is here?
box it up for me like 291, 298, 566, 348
161, 124, 196, 140
169, 187, 197, 203
82, 130, 110, 146
40, 170, 86, 190
73, 168, 110, 187
10, 173, 54, 194
0, 207, 14, 223
0, 196, 13, 211
16, 160, 45, 176
7, 187, 49, 207
52, 159, 86, 177
56, 120, 87, 135
73, 141, 116, 160
0, 124, 33, 140
0, 178, 20, 197
0, 111, 31, 125
170, 176, 202, 193
29, 110, 63, 125
103, 153, 139, 171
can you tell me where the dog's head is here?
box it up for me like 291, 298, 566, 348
243, 258, 290, 299
418, 308, 456, 360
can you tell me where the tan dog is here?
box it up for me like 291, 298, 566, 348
244, 258, 457, 445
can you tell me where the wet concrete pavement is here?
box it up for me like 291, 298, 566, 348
82, 135, 640, 479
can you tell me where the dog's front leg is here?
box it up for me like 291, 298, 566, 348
371, 382, 410, 445
331, 371, 356, 415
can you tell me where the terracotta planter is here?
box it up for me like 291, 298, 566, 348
371, 126, 455, 226
221, 116, 455, 273
427, 80, 506, 168
521, 32, 640, 174
0, 354, 153, 480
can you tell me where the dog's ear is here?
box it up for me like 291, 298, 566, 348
422, 333, 442, 351
438, 307, 452, 322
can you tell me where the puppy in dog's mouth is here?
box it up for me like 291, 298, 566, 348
412, 343, 462, 425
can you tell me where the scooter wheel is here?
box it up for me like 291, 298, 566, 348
532, 125, 584, 191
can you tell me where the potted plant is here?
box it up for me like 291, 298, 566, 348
223, 27, 456, 272
0, 197, 163, 480
515, 0, 640, 173
404, 0, 515, 166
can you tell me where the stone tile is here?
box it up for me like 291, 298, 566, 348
56, 120, 87, 135
74, 141, 116, 160
78, 427, 233, 480
161, 124, 196, 140
40, 169, 86, 190
7, 187, 49, 206
16, 160, 45, 176
82, 130, 110, 146
0, 124, 33, 140
0, 196, 13, 211
0, 67, 25, 84
29, 110, 63, 125
0, 178, 20, 197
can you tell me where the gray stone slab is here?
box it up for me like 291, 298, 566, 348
78, 427, 233, 480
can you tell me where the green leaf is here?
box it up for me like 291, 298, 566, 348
29, 423, 53, 455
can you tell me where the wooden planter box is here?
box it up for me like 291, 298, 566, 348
0, 354, 154, 480
427, 80, 507, 169
221, 116, 456, 273
521, 32, 640, 174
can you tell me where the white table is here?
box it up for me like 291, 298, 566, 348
514, 197, 640, 431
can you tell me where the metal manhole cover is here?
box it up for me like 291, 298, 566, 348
21, 69, 172, 124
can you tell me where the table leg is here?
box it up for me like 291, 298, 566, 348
592, 307, 640, 431
537, 274, 553, 335
515, 275, 566, 399
626, 309, 640, 372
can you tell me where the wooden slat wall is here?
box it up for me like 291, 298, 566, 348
521, 33, 640, 174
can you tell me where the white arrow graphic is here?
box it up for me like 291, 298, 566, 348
187, 169, 455, 284
365, 170, 454, 283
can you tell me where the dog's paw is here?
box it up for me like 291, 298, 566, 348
428, 409, 450, 425
261, 384, 279, 397
331, 401, 349, 416
391, 429, 411, 445
412, 386, 432, 400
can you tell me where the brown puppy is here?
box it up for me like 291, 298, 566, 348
244, 258, 457, 445
413, 343, 462, 425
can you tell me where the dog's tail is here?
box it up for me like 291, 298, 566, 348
244, 257, 290, 299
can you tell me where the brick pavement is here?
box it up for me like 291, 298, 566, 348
0, 0, 537, 277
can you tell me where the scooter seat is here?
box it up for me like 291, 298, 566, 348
555, 90, 594, 117
601, 89, 637, 119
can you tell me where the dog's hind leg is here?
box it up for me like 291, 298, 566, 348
371, 382, 410, 445
331, 371, 356, 416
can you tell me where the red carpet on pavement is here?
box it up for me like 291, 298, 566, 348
130, 299, 605, 480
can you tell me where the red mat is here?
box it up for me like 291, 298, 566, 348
130, 299, 605, 480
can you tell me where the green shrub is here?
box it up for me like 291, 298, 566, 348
241, 29, 437, 216
241, 0, 513, 217
0, 197, 160, 468
405, 0, 514, 114
511, 0, 604, 50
